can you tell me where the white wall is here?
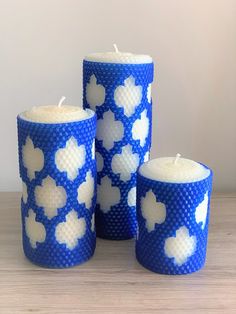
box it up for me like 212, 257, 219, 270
0, 0, 235, 192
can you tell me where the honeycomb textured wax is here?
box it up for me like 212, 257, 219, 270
83, 59, 154, 239
136, 164, 213, 275
17, 111, 96, 268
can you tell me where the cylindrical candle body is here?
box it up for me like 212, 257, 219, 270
17, 108, 96, 268
136, 158, 213, 274
83, 53, 154, 239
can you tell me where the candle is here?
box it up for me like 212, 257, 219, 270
136, 154, 213, 274
83, 46, 154, 239
17, 97, 97, 268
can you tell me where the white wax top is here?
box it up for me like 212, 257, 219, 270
139, 157, 210, 183
84, 52, 152, 64
20, 105, 90, 123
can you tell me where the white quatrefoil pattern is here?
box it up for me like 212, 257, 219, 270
85, 72, 152, 220
127, 187, 136, 207
195, 192, 208, 230
132, 109, 149, 147
140, 189, 209, 266
86, 74, 105, 111
35, 176, 67, 219
22, 136, 44, 180
164, 226, 196, 266
55, 137, 86, 181
97, 176, 120, 213
147, 83, 152, 103
55, 210, 86, 250
114, 76, 142, 117
141, 190, 166, 232
21, 134, 95, 250
77, 170, 95, 209
24, 207, 94, 250
112, 145, 139, 182
25, 209, 46, 249
96, 111, 124, 150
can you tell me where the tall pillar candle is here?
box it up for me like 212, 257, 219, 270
136, 155, 213, 274
17, 98, 96, 268
83, 48, 154, 239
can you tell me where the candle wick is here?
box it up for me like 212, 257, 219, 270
58, 96, 66, 107
113, 43, 119, 53
174, 153, 181, 164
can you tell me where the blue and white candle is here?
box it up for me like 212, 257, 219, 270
83, 46, 154, 239
17, 97, 96, 268
136, 154, 213, 274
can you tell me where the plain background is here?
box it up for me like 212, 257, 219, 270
0, 0, 235, 192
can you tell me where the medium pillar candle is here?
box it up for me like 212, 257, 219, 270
136, 155, 213, 274
83, 48, 154, 239
17, 98, 96, 268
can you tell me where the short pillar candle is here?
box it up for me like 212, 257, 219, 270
83, 47, 154, 239
17, 98, 96, 268
136, 155, 213, 274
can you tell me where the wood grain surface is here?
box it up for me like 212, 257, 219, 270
0, 192, 236, 313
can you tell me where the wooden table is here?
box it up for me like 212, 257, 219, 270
0, 192, 236, 313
